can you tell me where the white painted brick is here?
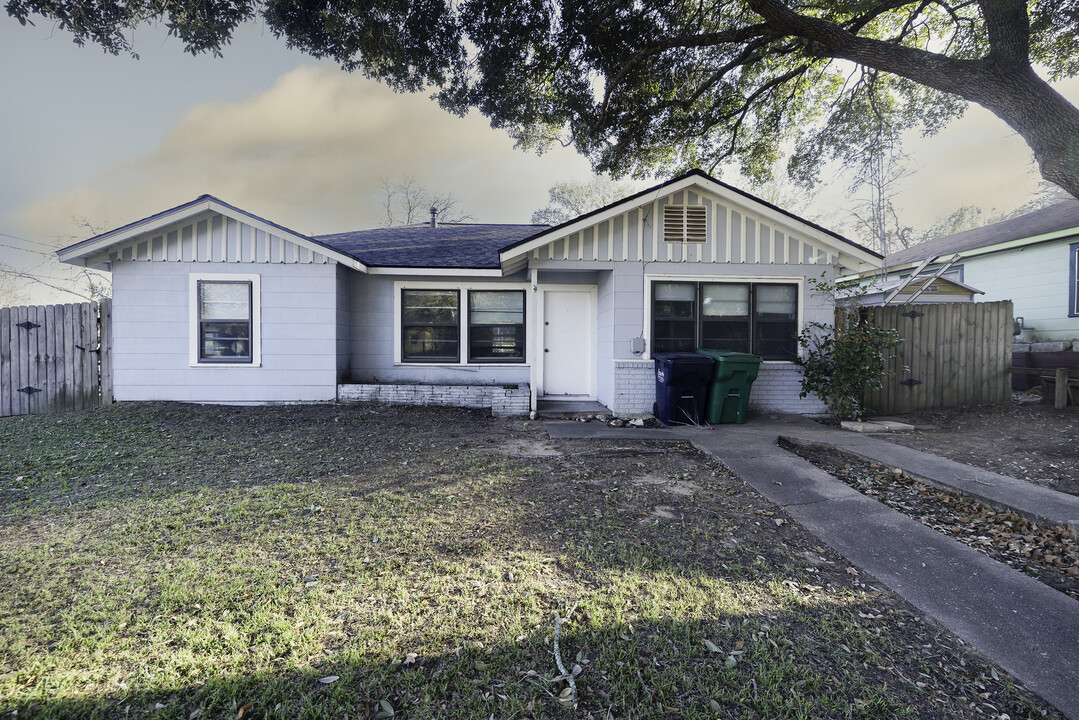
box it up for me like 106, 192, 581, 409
339, 383, 530, 417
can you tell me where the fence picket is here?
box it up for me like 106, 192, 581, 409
853, 301, 1012, 415
0, 300, 112, 417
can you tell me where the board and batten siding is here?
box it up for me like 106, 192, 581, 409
97, 213, 336, 266
528, 189, 838, 266
110, 259, 339, 402
347, 273, 531, 386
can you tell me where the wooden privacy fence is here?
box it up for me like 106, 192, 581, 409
0, 299, 112, 417
860, 301, 1012, 415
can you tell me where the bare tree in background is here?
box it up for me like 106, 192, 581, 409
380, 177, 473, 227
530, 177, 637, 226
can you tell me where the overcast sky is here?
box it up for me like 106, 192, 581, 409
2, 15, 1077, 304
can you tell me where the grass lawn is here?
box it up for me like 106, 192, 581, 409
0, 402, 1059, 719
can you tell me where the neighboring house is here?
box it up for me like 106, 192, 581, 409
852, 275, 983, 306
880, 200, 1079, 342
57, 170, 881, 416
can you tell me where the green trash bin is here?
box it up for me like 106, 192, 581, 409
695, 349, 763, 424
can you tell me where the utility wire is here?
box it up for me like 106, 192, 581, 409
0, 230, 61, 250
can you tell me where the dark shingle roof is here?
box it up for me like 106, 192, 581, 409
886, 199, 1079, 266
316, 224, 548, 269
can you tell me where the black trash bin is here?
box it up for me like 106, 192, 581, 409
653, 352, 715, 425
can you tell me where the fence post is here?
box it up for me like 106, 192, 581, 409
99, 298, 113, 404
1055, 367, 1069, 410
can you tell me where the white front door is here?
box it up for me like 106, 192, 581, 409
542, 289, 594, 396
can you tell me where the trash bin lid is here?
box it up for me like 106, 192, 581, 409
656, 351, 715, 364
696, 349, 761, 363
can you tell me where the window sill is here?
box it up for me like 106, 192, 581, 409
190, 362, 262, 368
394, 362, 530, 368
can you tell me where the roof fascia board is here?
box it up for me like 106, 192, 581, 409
58, 197, 368, 273
500, 174, 880, 267
366, 266, 504, 277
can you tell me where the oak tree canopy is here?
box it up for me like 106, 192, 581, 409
8, 0, 1079, 197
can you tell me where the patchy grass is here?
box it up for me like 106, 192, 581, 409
0, 403, 1060, 719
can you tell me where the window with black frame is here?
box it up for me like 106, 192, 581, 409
652, 283, 697, 352
652, 281, 798, 359
402, 289, 460, 362
469, 290, 525, 362
198, 280, 252, 362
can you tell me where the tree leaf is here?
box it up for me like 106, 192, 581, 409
703, 639, 721, 653
318, 675, 340, 684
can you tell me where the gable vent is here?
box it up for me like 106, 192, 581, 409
663, 205, 707, 243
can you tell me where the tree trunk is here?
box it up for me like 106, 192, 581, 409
747, 0, 1079, 200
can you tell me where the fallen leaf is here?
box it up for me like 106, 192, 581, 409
710, 699, 722, 711
236, 703, 252, 718
703, 639, 721, 653
318, 675, 340, 684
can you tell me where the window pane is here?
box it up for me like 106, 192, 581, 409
469, 291, 524, 361
702, 284, 749, 317
201, 321, 251, 360
200, 282, 250, 320
756, 285, 797, 319
653, 283, 696, 353
470, 326, 525, 361
655, 283, 696, 302
701, 320, 749, 352
755, 321, 797, 360
403, 326, 459, 361
470, 291, 524, 326
403, 290, 458, 324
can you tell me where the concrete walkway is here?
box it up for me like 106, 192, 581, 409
546, 417, 1079, 719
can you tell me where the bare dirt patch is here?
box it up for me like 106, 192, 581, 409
873, 394, 1079, 496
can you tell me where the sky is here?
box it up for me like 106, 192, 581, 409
2, 14, 1077, 304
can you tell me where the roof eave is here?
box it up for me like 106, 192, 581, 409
56, 196, 369, 273
498, 169, 881, 267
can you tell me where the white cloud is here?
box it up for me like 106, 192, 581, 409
13, 65, 593, 241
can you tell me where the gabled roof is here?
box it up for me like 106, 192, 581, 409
499, 168, 882, 268
58, 194, 367, 271
316, 223, 547, 269
845, 275, 984, 298
886, 199, 1079, 268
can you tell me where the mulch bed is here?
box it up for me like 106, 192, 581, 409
779, 438, 1079, 601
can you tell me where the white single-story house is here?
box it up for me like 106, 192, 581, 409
57, 170, 882, 417
879, 199, 1079, 342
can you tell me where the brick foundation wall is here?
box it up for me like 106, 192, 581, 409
611, 360, 656, 414
750, 362, 828, 417
609, 359, 828, 418
338, 383, 530, 417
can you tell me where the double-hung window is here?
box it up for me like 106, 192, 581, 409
652, 281, 798, 360
469, 291, 525, 362
190, 274, 261, 365
402, 290, 461, 362
401, 288, 525, 364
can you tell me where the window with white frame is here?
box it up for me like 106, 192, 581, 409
190, 274, 260, 366
652, 281, 798, 359
400, 288, 525, 364
468, 290, 525, 362
402, 289, 461, 363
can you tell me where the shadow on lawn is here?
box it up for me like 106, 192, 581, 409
4, 601, 1052, 720
0, 403, 1062, 719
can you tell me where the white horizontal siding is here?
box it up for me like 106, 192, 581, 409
348, 274, 531, 385
960, 241, 1079, 341
111, 259, 338, 403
